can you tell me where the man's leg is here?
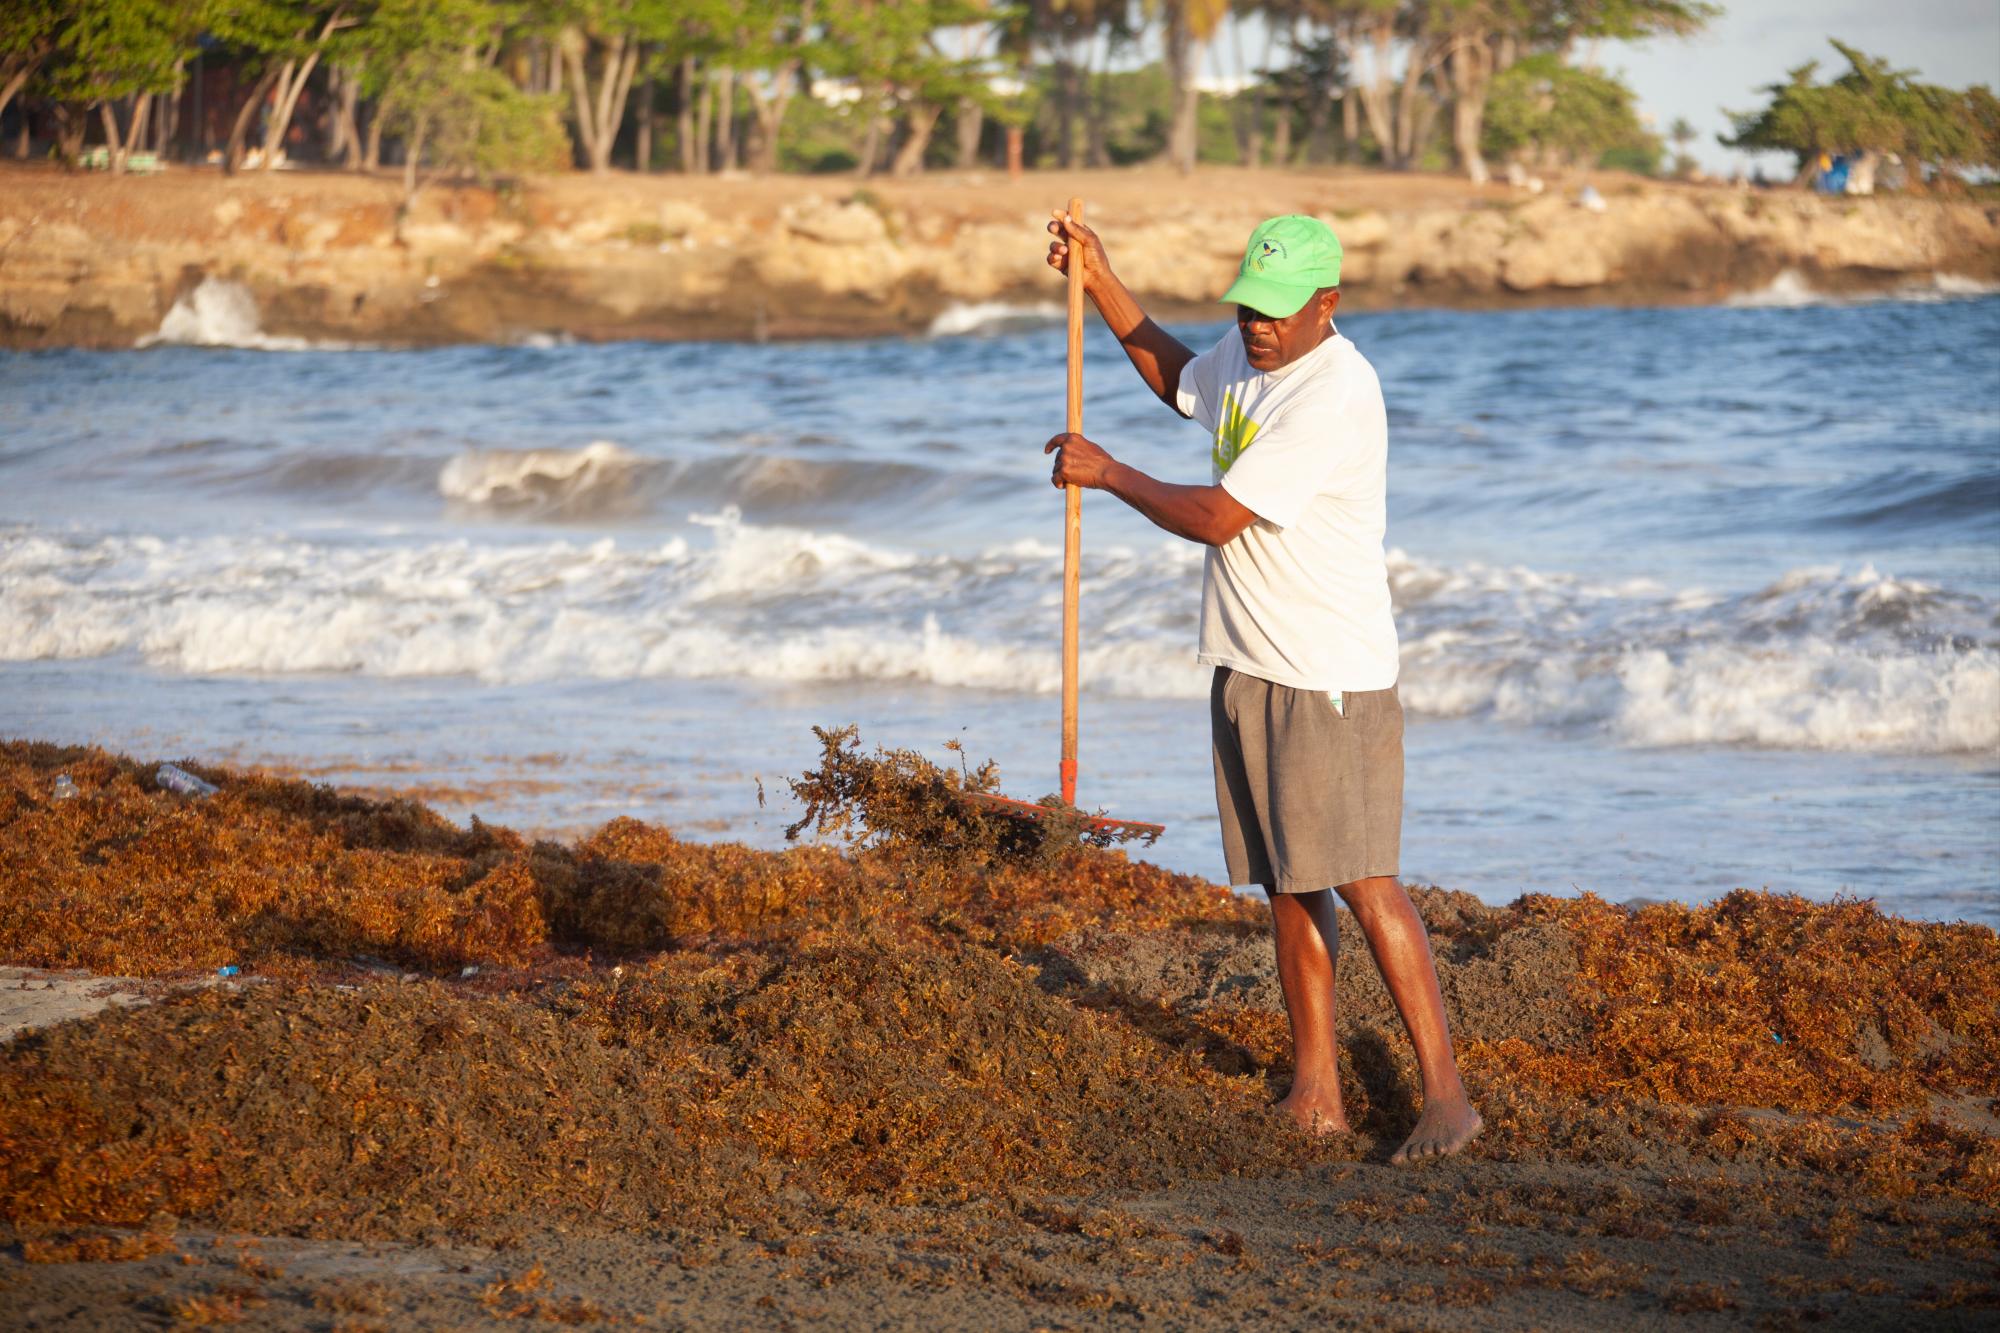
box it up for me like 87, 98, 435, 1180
1335, 875, 1483, 1163
1267, 888, 1348, 1135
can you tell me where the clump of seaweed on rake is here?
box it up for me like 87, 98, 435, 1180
783, 725, 1156, 869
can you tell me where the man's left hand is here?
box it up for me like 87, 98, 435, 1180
1046, 432, 1115, 490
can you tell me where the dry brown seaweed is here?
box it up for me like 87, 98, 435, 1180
0, 737, 1994, 1250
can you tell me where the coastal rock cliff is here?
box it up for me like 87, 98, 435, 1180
2, 166, 1995, 348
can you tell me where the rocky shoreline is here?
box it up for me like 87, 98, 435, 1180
2, 165, 1996, 350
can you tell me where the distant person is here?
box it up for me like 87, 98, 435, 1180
1042, 211, 1481, 1164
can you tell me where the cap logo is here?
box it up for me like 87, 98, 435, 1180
1250, 237, 1287, 273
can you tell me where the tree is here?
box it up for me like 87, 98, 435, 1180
1723, 40, 2000, 191
1667, 113, 1693, 176
821, 0, 985, 176
358, 0, 566, 202
35, 0, 210, 170
1482, 50, 1656, 171
201, 0, 367, 170
726, 0, 821, 175
0, 0, 63, 130
554, 0, 680, 173
1428, 0, 1712, 182
1148, 0, 1229, 173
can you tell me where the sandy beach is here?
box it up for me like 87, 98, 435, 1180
2, 739, 1994, 1329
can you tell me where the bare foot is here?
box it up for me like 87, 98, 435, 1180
1391, 1096, 1482, 1164
1276, 1086, 1351, 1137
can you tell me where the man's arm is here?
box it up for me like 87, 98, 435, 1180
1046, 432, 1258, 547
1047, 212, 1197, 416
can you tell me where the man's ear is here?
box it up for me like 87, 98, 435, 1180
1322, 287, 1342, 321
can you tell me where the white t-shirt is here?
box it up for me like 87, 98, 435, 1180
1174, 328, 1399, 692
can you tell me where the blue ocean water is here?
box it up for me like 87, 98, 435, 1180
4, 285, 1996, 922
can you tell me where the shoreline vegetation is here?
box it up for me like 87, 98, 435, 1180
3, 164, 1997, 349
2, 737, 1996, 1327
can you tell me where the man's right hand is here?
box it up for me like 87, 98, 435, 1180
1044, 206, 1197, 418
1046, 210, 1111, 293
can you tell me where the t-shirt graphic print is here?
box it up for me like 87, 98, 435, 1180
1175, 329, 1399, 692
1212, 388, 1261, 474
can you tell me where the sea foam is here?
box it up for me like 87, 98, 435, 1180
4, 520, 1993, 757
927, 301, 1065, 336
1727, 268, 2000, 309
139, 278, 353, 351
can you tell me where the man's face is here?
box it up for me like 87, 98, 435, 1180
1236, 287, 1340, 372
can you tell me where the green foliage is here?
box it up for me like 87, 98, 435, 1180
362, 0, 569, 182
35, 0, 208, 104
1722, 40, 2000, 180
1482, 52, 1659, 171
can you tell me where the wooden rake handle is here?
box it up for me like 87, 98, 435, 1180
1061, 196, 1084, 806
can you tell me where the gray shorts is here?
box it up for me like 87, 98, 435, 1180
1210, 667, 1404, 893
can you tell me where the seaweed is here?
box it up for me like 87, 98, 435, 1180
0, 736, 1994, 1256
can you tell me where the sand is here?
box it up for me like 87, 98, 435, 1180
0, 967, 150, 1042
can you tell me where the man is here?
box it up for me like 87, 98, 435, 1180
1044, 211, 1481, 1164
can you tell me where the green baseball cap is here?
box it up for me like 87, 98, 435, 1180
1221, 215, 1343, 318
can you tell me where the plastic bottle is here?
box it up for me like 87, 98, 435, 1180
156, 763, 219, 798
53, 774, 78, 801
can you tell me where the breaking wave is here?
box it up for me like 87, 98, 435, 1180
138, 278, 356, 351
439, 442, 645, 514
436, 444, 989, 521
4, 520, 1992, 756
1726, 268, 2000, 309
927, 301, 1065, 336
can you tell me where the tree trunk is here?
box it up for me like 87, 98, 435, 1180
224, 64, 283, 174
677, 57, 697, 173
1354, 16, 1399, 168
891, 101, 941, 176
692, 60, 711, 172
1055, 53, 1075, 168
1447, 35, 1491, 184
364, 107, 383, 170
123, 93, 152, 163
53, 103, 86, 165
331, 65, 361, 167
1164, 12, 1200, 174
745, 63, 798, 174
1228, 14, 1261, 167
854, 90, 881, 178
1393, 35, 1441, 167
713, 65, 737, 172
1085, 42, 1112, 167
954, 95, 982, 168
261, 49, 329, 169
99, 102, 123, 173
636, 70, 653, 171
1303, 69, 1333, 163
98, 96, 151, 173
1004, 123, 1023, 180
565, 29, 638, 174
1339, 86, 1358, 162
0, 58, 42, 129
402, 116, 426, 206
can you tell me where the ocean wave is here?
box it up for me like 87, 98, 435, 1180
137, 278, 359, 352
2, 522, 1992, 755
439, 442, 645, 515
1727, 268, 2000, 309
437, 445, 982, 521
927, 301, 1064, 337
